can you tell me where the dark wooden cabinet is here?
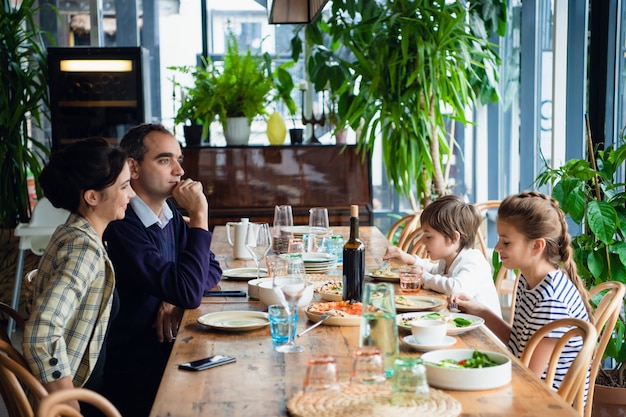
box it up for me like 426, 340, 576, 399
181, 145, 372, 229
48, 47, 151, 150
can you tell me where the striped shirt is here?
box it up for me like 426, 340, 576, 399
23, 213, 114, 387
509, 269, 589, 396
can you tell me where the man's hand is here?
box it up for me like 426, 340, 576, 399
153, 301, 184, 343
172, 178, 208, 230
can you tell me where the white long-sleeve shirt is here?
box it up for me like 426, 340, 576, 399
413, 248, 502, 318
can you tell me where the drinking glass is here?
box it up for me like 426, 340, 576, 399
273, 205, 294, 254
308, 207, 330, 252
350, 346, 387, 384
287, 238, 305, 254
303, 355, 340, 392
245, 222, 272, 280
272, 254, 308, 353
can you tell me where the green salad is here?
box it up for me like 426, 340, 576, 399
431, 350, 498, 369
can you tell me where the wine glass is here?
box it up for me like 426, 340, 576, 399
272, 254, 308, 353
308, 207, 330, 252
245, 222, 272, 280
273, 205, 294, 254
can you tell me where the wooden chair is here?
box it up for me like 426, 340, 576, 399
474, 200, 501, 260
0, 340, 48, 417
37, 388, 122, 417
493, 266, 521, 325
387, 212, 421, 251
519, 318, 597, 415
405, 226, 429, 259
584, 281, 626, 417
0, 302, 25, 345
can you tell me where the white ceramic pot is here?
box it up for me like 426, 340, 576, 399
224, 117, 251, 146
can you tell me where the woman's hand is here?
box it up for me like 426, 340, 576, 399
382, 246, 416, 265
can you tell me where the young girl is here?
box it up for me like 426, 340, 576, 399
451, 191, 591, 392
383, 195, 501, 317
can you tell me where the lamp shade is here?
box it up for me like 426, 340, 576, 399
267, 0, 330, 24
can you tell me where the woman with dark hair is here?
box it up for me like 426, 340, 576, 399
22, 138, 135, 414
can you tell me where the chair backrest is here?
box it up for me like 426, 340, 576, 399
0, 340, 48, 417
0, 302, 25, 345
584, 281, 626, 417
15, 197, 70, 255
474, 200, 501, 260
519, 318, 597, 415
405, 226, 429, 259
387, 212, 421, 251
493, 266, 521, 325
37, 388, 122, 417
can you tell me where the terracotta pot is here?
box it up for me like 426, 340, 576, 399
592, 384, 626, 417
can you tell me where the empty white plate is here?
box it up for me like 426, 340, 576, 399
402, 335, 456, 352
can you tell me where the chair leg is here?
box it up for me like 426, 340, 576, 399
8, 249, 26, 336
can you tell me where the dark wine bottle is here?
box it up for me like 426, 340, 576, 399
343, 204, 365, 302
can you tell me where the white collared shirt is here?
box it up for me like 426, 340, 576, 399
130, 196, 173, 229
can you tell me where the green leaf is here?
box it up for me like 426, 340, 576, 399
587, 201, 618, 244
587, 249, 607, 280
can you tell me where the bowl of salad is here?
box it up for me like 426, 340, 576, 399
421, 349, 512, 390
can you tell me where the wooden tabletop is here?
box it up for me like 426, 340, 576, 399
149, 226, 578, 417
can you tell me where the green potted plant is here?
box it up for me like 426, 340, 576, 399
535, 128, 626, 413
170, 59, 217, 146
211, 35, 273, 146
0, 0, 54, 228
291, 0, 505, 206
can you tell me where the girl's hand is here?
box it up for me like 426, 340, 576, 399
449, 293, 483, 316
383, 246, 416, 265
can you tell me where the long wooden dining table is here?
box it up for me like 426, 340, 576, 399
149, 226, 579, 417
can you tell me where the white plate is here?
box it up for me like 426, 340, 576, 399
305, 308, 361, 327
222, 268, 268, 281
422, 349, 512, 390
395, 295, 445, 312
302, 253, 337, 262
197, 311, 269, 332
284, 225, 310, 236
402, 335, 457, 352
367, 269, 399, 282
396, 312, 485, 335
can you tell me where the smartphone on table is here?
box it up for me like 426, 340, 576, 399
178, 354, 236, 371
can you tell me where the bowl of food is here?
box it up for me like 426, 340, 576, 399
421, 349, 512, 390
258, 280, 314, 308
247, 278, 274, 299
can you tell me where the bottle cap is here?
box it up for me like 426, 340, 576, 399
350, 205, 359, 218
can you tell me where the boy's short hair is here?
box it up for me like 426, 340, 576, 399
420, 195, 482, 249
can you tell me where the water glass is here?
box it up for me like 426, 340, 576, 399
328, 235, 344, 264
392, 356, 429, 396
303, 355, 340, 392
350, 346, 387, 384
287, 238, 305, 254
308, 207, 330, 252
399, 265, 423, 294
268, 304, 298, 346
273, 205, 294, 254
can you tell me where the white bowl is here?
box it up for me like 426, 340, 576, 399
247, 278, 274, 299
421, 349, 512, 390
258, 280, 314, 308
